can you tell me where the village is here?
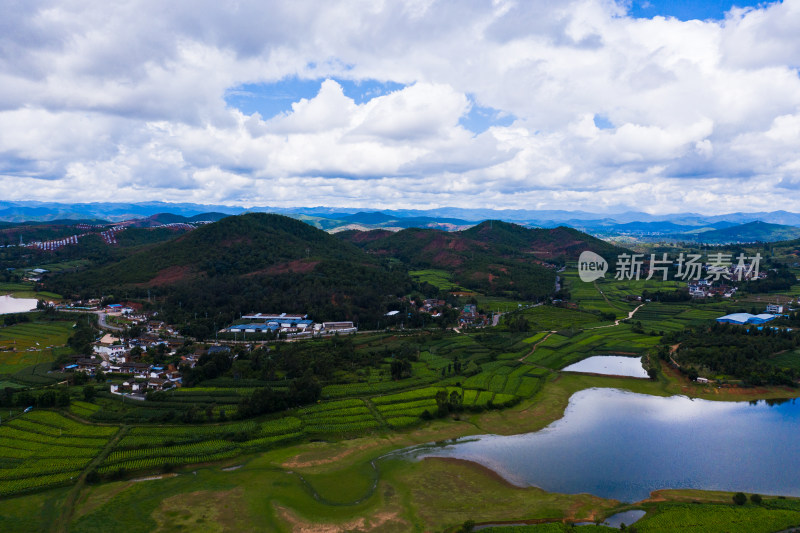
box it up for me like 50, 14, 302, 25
51, 294, 496, 401
54, 302, 360, 400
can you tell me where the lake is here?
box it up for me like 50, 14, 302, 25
0, 294, 38, 314
562, 355, 648, 378
402, 388, 800, 502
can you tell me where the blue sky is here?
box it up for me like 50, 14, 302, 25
629, 0, 770, 20
226, 79, 515, 135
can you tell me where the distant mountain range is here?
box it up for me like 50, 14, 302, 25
3, 201, 800, 243
675, 221, 800, 244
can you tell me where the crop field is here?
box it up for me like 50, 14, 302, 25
635, 303, 722, 332
562, 270, 632, 316
0, 410, 116, 497
518, 305, 609, 331
770, 349, 800, 371
462, 362, 544, 397
474, 295, 529, 312
298, 399, 382, 434
409, 269, 466, 291
0, 282, 61, 300
524, 325, 660, 369
321, 375, 438, 399
100, 417, 306, 474
69, 401, 101, 419
636, 502, 800, 533
0, 320, 76, 374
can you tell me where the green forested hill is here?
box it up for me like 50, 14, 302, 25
338, 220, 626, 300
48, 213, 412, 331
687, 221, 800, 244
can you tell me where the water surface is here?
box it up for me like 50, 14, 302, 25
404, 388, 800, 502
0, 295, 38, 314
562, 355, 648, 378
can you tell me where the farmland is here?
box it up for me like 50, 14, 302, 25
0, 282, 61, 300
0, 411, 117, 497
409, 268, 466, 291
1, 256, 799, 531
0, 320, 76, 374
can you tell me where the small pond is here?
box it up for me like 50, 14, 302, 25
562, 355, 648, 378
0, 294, 38, 314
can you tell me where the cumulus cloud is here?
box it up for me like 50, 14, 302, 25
0, 0, 799, 214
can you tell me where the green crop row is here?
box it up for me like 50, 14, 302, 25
0, 470, 82, 497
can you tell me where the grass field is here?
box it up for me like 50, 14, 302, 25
409, 269, 467, 291
770, 349, 800, 371
0, 282, 62, 300
636, 500, 800, 533
518, 305, 610, 331
0, 320, 76, 374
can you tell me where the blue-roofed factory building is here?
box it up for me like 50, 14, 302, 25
716, 313, 778, 325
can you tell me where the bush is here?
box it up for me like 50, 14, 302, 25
733, 492, 747, 505
751, 493, 763, 504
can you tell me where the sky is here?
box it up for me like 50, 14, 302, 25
1, 0, 799, 215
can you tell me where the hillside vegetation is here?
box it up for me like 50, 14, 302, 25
48, 213, 411, 329
339, 220, 626, 300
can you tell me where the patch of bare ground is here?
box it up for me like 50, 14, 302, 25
275, 505, 408, 533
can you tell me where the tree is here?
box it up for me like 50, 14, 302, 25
733, 492, 747, 505
435, 390, 449, 416
56, 390, 71, 407
83, 385, 96, 402
457, 520, 475, 533
390, 358, 412, 380
750, 493, 762, 504
449, 390, 463, 412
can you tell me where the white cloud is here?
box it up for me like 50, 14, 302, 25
0, 0, 800, 214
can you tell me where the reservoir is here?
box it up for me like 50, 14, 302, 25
562, 355, 648, 378
403, 388, 800, 502
0, 294, 38, 314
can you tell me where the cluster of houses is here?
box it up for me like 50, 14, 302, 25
419, 299, 446, 316
61, 331, 185, 396
688, 280, 737, 298
459, 304, 489, 327
224, 313, 356, 338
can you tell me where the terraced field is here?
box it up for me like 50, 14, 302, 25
519, 305, 609, 331
524, 325, 661, 369
0, 410, 117, 497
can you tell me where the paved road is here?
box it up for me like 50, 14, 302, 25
60, 309, 123, 332
96, 312, 123, 332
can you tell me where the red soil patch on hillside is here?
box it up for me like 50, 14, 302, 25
432, 250, 464, 267
243, 260, 320, 277
345, 229, 393, 244
146, 265, 195, 286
